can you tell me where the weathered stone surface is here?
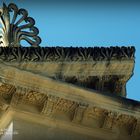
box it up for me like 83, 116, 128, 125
0, 62, 140, 140
0, 2, 138, 140
0, 47, 135, 61
0, 47, 134, 97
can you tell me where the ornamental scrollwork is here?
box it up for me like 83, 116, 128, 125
0, 3, 41, 47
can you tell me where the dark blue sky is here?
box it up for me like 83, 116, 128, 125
1, 0, 140, 101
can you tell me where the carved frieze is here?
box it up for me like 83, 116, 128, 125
0, 97, 9, 111
41, 95, 58, 117
41, 95, 79, 121
113, 114, 137, 135
0, 82, 139, 137
0, 47, 135, 62
53, 98, 78, 114
103, 112, 117, 129
22, 91, 47, 106
0, 83, 15, 101
82, 107, 108, 128
10, 86, 27, 106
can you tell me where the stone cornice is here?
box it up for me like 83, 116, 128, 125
0, 82, 140, 139
0, 47, 135, 97
0, 47, 137, 139
0, 46, 135, 62
0, 64, 140, 139
0, 63, 139, 114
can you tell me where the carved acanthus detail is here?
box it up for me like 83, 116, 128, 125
0, 83, 15, 101
0, 47, 135, 62
0, 3, 41, 47
22, 91, 47, 106
53, 98, 78, 113
42, 95, 79, 120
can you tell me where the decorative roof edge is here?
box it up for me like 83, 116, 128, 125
0, 46, 135, 62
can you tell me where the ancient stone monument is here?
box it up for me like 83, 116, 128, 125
0, 3, 140, 140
